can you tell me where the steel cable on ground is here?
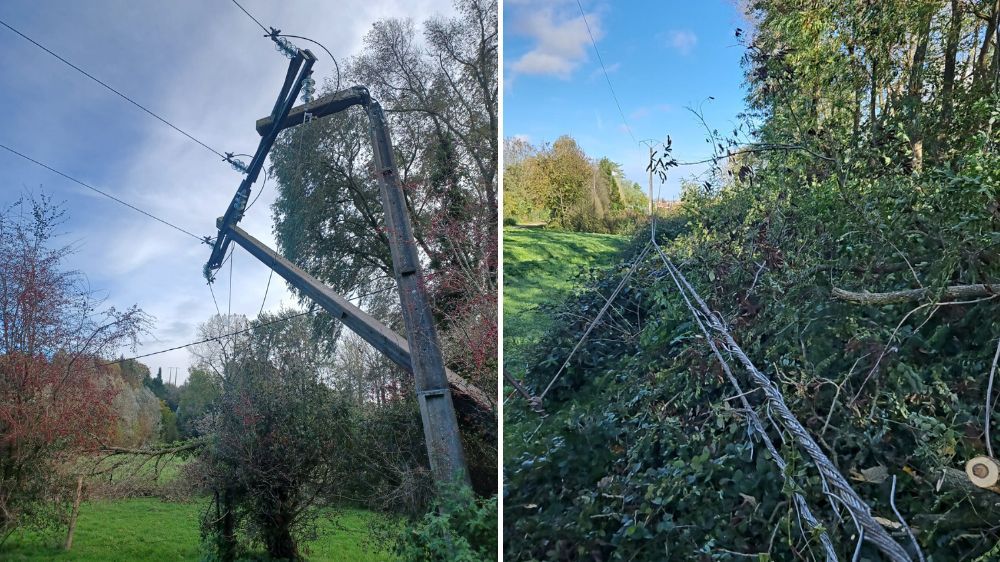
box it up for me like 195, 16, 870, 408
0, 142, 205, 242
985, 335, 1000, 459
649, 224, 916, 561
537, 242, 652, 401
0, 18, 227, 161
657, 252, 838, 560
510, 220, 834, 557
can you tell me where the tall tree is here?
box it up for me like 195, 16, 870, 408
0, 194, 147, 539
176, 368, 220, 438
202, 311, 350, 561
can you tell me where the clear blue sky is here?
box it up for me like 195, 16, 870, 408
0, 0, 454, 381
503, 0, 750, 199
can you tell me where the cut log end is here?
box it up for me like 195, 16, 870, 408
966, 456, 1000, 492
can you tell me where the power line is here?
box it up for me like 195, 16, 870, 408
228, 246, 234, 317
244, 163, 269, 212
538, 243, 650, 400
208, 281, 223, 317
230, 0, 269, 33
574, 0, 636, 144
101, 310, 312, 366
0, 17, 228, 161
227, 1, 342, 91
258, 269, 274, 316
0, 141, 205, 242
648, 215, 914, 560
106, 282, 396, 368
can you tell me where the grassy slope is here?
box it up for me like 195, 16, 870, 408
503, 227, 627, 374
1, 499, 393, 561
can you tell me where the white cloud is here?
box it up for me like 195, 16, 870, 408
630, 107, 651, 120
666, 29, 698, 55
509, 7, 600, 79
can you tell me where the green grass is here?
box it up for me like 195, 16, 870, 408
1, 498, 395, 561
503, 226, 627, 374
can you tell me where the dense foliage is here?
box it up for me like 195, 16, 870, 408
0, 195, 147, 542
505, 0, 1000, 559
201, 312, 351, 561
504, 135, 648, 233
395, 483, 498, 562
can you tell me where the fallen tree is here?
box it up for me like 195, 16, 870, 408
832, 284, 1000, 305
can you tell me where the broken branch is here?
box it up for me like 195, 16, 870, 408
832, 284, 1000, 305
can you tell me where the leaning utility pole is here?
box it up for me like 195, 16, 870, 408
204, 44, 480, 485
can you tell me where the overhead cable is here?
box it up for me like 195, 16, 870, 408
100, 310, 312, 366
0, 18, 227, 161
574, 0, 636, 144
0, 142, 205, 242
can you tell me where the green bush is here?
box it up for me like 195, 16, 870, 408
396, 484, 497, 562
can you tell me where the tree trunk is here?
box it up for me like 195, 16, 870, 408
906, 8, 932, 172
832, 283, 1000, 304
966, 22, 983, 82
994, 19, 1000, 95
264, 489, 298, 560
220, 488, 237, 562
931, 467, 1000, 520
266, 525, 298, 560
64, 476, 83, 550
975, 0, 1000, 90
941, 0, 962, 124
869, 57, 879, 143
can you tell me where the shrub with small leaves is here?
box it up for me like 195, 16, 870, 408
396, 483, 497, 562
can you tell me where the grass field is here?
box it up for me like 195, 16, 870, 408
0, 498, 394, 561
503, 226, 627, 375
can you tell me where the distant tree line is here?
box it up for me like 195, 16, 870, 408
503, 135, 648, 234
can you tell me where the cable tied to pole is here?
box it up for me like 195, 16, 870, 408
267, 27, 299, 59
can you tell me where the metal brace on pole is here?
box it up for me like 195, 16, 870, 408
206, 49, 316, 278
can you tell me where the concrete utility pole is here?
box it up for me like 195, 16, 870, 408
364, 100, 470, 484
205, 50, 480, 485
